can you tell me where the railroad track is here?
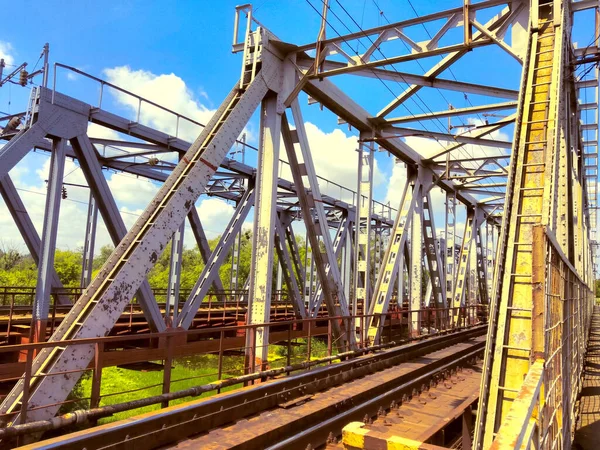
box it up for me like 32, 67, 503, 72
21, 325, 486, 450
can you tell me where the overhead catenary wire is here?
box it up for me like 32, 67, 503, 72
327, 0, 507, 193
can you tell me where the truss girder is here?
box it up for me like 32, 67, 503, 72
422, 191, 446, 308
281, 102, 355, 350
246, 94, 282, 369
71, 134, 165, 332
475, 2, 594, 447
445, 191, 457, 306
367, 174, 420, 344
353, 139, 374, 320
0, 48, 277, 424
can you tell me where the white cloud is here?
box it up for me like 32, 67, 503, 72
106, 172, 160, 208
194, 197, 249, 240
0, 41, 14, 66
87, 123, 120, 140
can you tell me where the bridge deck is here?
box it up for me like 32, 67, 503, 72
575, 305, 600, 449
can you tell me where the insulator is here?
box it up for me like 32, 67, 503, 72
61, 186, 68, 200
0, 117, 21, 135
19, 70, 28, 86
148, 157, 160, 166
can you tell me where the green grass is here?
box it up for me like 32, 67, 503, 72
65, 337, 331, 425
74, 354, 245, 424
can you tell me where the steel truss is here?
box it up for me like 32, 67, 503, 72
0, 2, 595, 443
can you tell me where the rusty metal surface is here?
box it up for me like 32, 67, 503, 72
337, 363, 481, 449
574, 306, 600, 449
16, 327, 485, 449
164, 337, 485, 449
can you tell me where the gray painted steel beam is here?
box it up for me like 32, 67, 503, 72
187, 208, 225, 292
33, 138, 66, 335
0, 175, 68, 303
70, 134, 165, 332
246, 94, 281, 370
177, 188, 255, 329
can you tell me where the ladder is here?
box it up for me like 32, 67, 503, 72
476, 1, 563, 447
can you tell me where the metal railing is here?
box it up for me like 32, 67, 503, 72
49, 63, 397, 222
490, 225, 594, 449
0, 304, 486, 430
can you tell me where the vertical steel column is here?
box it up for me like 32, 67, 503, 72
304, 243, 313, 306
452, 210, 475, 325
166, 222, 185, 326
33, 138, 66, 342
422, 191, 446, 307
354, 139, 374, 322
468, 231, 477, 323
397, 240, 405, 305
342, 224, 352, 305
230, 229, 242, 290
474, 223, 488, 306
367, 174, 419, 343
410, 188, 423, 337
80, 191, 98, 289
246, 94, 281, 371
445, 191, 457, 306
485, 221, 495, 302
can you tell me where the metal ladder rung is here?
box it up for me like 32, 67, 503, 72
524, 119, 550, 125
521, 163, 546, 168
497, 385, 521, 393
503, 345, 531, 352
507, 306, 532, 312
531, 82, 552, 87
516, 213, 542, 217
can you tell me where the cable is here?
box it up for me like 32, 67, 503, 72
376, 0, 507, 192
332, 0, 506, 193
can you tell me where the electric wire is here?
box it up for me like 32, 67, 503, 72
331, 0, 506, 194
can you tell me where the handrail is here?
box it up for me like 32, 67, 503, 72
490, 359, 544, 450
50, 63, 397, 220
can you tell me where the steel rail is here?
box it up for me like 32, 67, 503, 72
268, 346, 484, 450
11, 325, 486, 448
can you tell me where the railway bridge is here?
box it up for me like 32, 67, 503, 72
0, 0, 598, 448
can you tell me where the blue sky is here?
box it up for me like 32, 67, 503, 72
0, 1, 597, 253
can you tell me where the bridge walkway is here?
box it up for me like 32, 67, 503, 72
574, 305, 600, 449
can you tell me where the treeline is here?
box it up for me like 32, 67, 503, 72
0, 231, 306, 291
